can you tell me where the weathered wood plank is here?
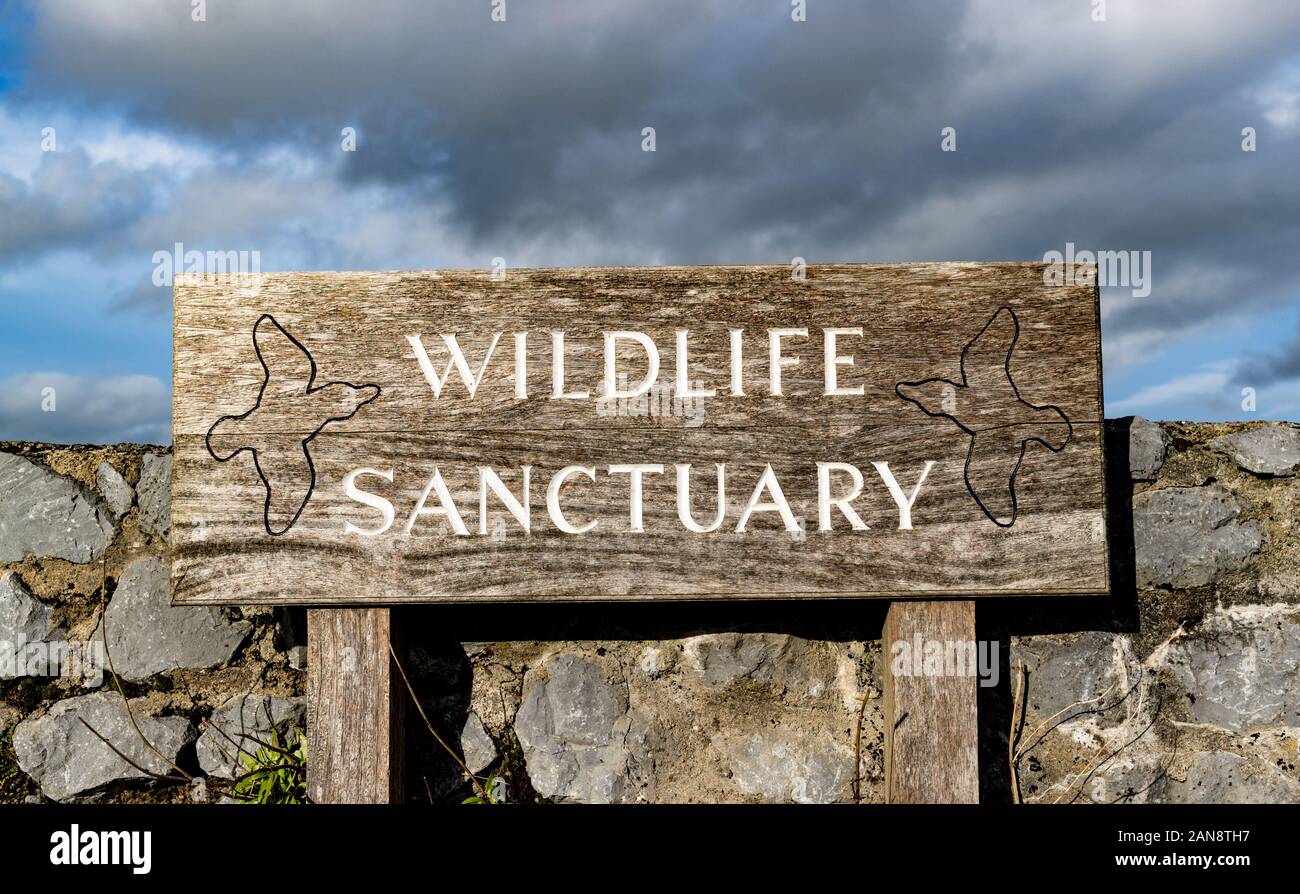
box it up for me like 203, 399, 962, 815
172, 263, 1107, 605
174, 264, 1104, 436
882, 600, 979, 803
306, 608, 403, 803
172, 425, 1105, 603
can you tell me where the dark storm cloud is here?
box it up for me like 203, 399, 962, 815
0, 147, 159, 264
8, 0, 1300, 376
1237, 319, 1300, 386
11, 0, 969, 245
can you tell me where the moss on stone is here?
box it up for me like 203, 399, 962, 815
493, 723, 547, 804
0, 726, 36, 803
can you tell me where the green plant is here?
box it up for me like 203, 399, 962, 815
461, 773, 506, 805
230, 727, 307, 804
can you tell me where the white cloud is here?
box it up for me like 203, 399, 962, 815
1107, 362, 1233, 416
0, 105, 218, 183
81, 128, 217, 174
959, 0, 1300, 105
1257, 65, 1300, 129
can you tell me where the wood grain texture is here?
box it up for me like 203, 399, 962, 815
306, 608, 403, 803
882, 600, 979, 803
172, 263, 1108, 606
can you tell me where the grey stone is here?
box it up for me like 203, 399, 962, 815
197, 695, 307, 779
96, 558, 250, 681
461, 712, 497, 775
137, 453, 171, 539
11, 691, 193, 801
1162, 604, 1300, 733
1082, 751, 1166, 804
287, 645, 307, 671
687, 633, 785, 688
1161, 752, 1300, 804
1210, 424, 1300, 477
514, 653, 636, 803
722, 730, 852, 803
684, 633, 821, 693
1012, 631, 1137, 727
95, 462, 133, 519
0, 572, 61, 680
0, 453, 114, 563
1133, 485, 1263, 587
1129, 417, 1170, 481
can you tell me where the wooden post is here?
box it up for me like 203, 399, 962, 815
882, 600, 979, 803
307, 608, 404, 803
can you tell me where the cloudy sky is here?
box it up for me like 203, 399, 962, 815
0, 0, 1297, 443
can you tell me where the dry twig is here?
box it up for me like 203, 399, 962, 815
77, 718, 188, 784
1009, 661, 1026, 804
851, 691, 870, 804
389, 643, 488, 800
95, 596, 192, 782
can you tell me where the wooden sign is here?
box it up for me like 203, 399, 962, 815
172, 263, 1108, 606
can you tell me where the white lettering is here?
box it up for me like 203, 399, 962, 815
736, 464, 800, 532
768, 328, 807, 396
609, 463, 664, 532
343, 468, 395, 536
547, 465, 598, 533
872, 461, 935, 530
551, 331, 589, 399
479, 466, 531, 534
823, 328, 865, 396
676, 463, 727, 533
407, 333, 501, 398
817, 462, 868, 531
406, 467, 469, 535
602, 331, 660, 399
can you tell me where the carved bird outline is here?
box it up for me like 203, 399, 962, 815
895, 306, 1072, 528
206, 314, 380, 536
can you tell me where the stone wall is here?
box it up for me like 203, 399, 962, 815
1, 420, 1297, 803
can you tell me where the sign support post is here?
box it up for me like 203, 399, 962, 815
882, 600, 980, 803
306, 608, 404, 803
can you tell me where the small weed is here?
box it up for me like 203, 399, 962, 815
230, 727, 307, 804
461, 773, 506, 804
